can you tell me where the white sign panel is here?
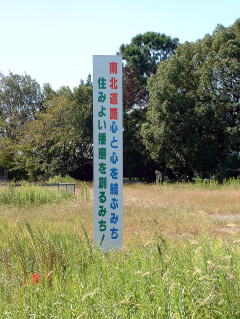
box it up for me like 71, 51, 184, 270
93, 55, 123, 251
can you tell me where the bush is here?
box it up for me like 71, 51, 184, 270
0, 185, 74, 207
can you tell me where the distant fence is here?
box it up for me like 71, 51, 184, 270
41, 183, 76, 196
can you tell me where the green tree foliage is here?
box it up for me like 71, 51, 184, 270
120, 33, 179, 180
42, 83, 57, 102
0, 72, 43, 179
0, 72, 43, 139
142, 19, 240, 181
120, 32, 179, 88
71, 84, 93, 179
17, 85, 93, 180
123, 109, 156, 181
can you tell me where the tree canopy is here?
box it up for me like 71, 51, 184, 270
120, 32, 179, 88
0, 72, 43, 139
142, 19, 240, 181
17, 85, 93, 181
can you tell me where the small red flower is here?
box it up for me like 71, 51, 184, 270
31, 273, 40, 284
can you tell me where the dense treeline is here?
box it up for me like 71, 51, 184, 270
0, 19, 239, 182
0, 75, 93, 181
142, 20, 240, 182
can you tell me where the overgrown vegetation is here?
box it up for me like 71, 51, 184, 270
0, 183, 239, 318
142, 20, 240, 182
0, 185, 75, 207
164, 177, 240, 190
1, 224, 240, 318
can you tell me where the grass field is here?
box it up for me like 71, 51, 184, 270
0, 182, 240, 318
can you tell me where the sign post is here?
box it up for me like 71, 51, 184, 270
93, 55, 123, 251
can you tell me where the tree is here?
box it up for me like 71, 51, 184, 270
85, 74, 92, 87
79, 74, 92, 87
57, 86, 74, 100
71, 84, 93, 179
142, 19, 240, 181
17, 84, 93, 180
0, 72, 43, 179
0, 72, 43, 140
120, 33, 179, 180
42, 83, 57, 103
123, 66, 146, 110
120, 32, 179, 88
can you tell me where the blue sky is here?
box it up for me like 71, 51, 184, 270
0, 0, 239, 89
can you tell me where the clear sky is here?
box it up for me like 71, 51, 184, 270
0, 0, 239, 90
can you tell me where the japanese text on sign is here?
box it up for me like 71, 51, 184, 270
93, 55, 123, 251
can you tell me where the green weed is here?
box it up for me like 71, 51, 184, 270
0, 186, 74, 207
0, 224, 240, 318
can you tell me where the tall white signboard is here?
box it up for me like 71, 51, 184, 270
93, 55, 123, 251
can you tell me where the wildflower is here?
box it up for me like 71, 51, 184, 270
31, 273, 40, 284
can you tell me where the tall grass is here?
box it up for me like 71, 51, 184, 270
160, 177, 240, 190
46, 175, 91, 200
0, 183, 239, 318
0, 223, 240, 318
0, 185, 74, 207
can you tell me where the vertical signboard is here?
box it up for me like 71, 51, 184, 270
93, 55, 123, 251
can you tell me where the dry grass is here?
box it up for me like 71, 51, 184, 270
124, 184, 240, 240
0, 182, 240, 318
1, 182, 239, 243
